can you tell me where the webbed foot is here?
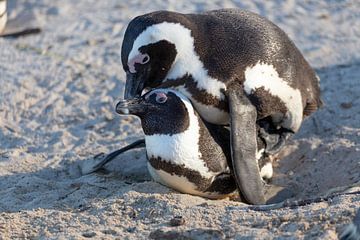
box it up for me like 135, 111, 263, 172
258, 120, 294, 155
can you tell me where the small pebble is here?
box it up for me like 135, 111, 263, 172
102, 229, 117, 235
126, 227, 136, 233
82, 232, 96, 238
169, 216, 185, 227
340, 102, 352, 109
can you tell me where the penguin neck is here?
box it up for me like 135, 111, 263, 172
159, 74, 230, 125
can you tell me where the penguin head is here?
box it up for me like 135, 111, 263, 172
122, 39, 177, 99
121, 13, 195, 99
121, 21, 179, 99
116, 89, 191, 135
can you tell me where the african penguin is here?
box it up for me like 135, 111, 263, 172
116, 89, 272, 199
0, 0, 7, 34
121, 9, 321, 204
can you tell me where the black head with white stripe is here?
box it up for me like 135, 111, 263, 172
121, 14, 185, 99
116, 89, 190, 135
121, 11, 198, 99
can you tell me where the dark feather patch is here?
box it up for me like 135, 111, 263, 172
303, 101, 320, 117
247, 86, 288, 120
149, 156, 236, 194
140, 92, 190, 135
160, 74, 228, 111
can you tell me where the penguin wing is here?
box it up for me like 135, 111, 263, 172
227, 84, 266, 205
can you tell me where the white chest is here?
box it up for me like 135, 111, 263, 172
144, 99, 214, 178
144, 131, 213, 179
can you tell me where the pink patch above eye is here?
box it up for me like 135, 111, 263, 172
128, 53, 150, 73
155, 92, 167, 103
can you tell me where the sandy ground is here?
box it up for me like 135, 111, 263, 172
0, 0, 359, 239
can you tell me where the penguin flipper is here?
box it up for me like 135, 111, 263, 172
228, 86, 266, 205
81, 139, 145, 175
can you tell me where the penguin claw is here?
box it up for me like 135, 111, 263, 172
259, 128, 280, 152
258, 127, 293, 155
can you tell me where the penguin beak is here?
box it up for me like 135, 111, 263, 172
124, 72, 145, 99
115, 98, 146, 115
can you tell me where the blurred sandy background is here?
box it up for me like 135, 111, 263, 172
0, 0, 359, 239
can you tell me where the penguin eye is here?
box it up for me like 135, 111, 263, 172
155, 92, 167, 104
142, 54, 150, 64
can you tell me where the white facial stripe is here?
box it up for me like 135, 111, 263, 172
128, 22, 226, 100
144, 92, 213, 178
244, 62, 303, 131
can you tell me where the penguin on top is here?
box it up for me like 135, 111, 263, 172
120, 9, 321, 205
116, 88, 273, 199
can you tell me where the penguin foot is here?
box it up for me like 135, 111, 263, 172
259, 161, 274, 182
258, 126, 293, 155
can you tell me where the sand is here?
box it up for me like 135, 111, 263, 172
0, 0, 359, 239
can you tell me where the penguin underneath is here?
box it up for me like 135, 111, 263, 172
121, 9, 322, 204
116, 89, 272, 199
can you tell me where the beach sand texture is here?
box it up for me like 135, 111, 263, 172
0, 0, 359, 239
